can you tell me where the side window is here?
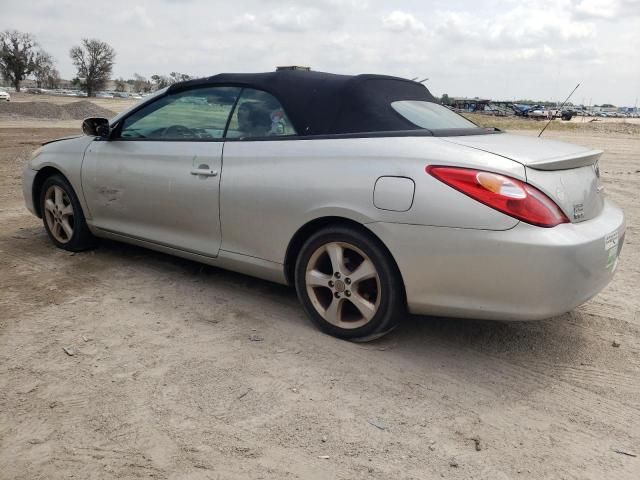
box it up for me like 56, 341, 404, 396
226, 88, 297, 139
120, 86, 241, 140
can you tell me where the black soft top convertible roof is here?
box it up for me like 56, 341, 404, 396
168, 70, 439, 136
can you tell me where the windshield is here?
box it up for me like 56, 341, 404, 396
391, 101, 478, 130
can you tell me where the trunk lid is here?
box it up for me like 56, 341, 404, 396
441, 133, 604, 222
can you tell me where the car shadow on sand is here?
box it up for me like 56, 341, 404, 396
87, 237, 587, 366
6, 227, 587, 368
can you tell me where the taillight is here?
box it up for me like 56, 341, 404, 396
426, 166, 569, 228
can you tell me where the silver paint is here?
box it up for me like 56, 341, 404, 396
23, 129, 626, 321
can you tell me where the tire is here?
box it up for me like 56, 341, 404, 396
39, 174, 97, 251
294, 225, 406, 341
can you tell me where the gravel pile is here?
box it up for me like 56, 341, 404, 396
63, 101, 116, 120
0, 100, 116, 120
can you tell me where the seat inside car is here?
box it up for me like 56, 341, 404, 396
238, 102, 272, 137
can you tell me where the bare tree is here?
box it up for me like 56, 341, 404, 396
0, 30, 37, 92
169, 71, 191, 83
69, 39, 115, 97
32, 50, 55, 88
45, 68, 61, 89
150, 72, 192, 91
151, 74, 170, 90
114, 77, 126, 92
132, 73, 151, 93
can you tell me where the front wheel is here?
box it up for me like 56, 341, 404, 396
294, 226, 405, 341
40, 175, 97, 251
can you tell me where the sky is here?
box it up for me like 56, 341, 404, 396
2, 0, 640, 105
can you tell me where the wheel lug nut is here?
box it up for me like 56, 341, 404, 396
345, 290, 351, 297
335, 272, 341, 278
334, 292, 341, 298
328, 281, 334, 287
345, 278, 351, 285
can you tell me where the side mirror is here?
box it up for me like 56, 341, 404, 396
82, 117, 111, 138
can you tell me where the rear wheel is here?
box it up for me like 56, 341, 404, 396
295, 226, 405, 341
40, 175, 96, 251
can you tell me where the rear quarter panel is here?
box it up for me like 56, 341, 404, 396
220, 136, 523, 264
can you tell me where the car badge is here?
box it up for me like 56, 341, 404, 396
573, 203, 585, 220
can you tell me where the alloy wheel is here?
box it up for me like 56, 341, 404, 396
43, 185, 75, 244
305, 241, 381, 329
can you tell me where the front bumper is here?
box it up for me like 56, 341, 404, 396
368, 199, 625, 320
22, 165, 37, 216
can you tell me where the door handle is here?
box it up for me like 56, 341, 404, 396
190, 168, 218, 177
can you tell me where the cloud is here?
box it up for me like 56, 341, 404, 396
226, 13, 265, 33
574, 0, 619, 18
573, 0, 640, 19
266, 8, 319, 32
116, 5, 154, 29
1, 0, 637, 105
382, 11, 426, 33
434, 4, 595, 48
222, 7, 335, 33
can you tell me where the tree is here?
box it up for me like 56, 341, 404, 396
32, 50, 55, 88
45, 68, 61, 89
131, 73, 151, 93
0, 30, 37, 92
440, 93, 450, 106
169, 71, 191, 83
114, 77, 126, 92
151, 74, 169, 90
69, 38, 115, 97
151, 72, 192, 91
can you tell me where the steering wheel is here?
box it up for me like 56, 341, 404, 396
162, 125, 193, 138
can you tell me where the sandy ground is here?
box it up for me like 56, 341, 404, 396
0, 114, 639, 479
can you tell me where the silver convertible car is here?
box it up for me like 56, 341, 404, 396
23, 70, 625, 340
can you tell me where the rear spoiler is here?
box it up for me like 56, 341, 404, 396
526, 149, 602, 171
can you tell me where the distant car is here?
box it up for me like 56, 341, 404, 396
0, 90, 10, 101
560, 109, 575, 121
528, 108, 550, 119
511, 104, 530, 116
96, 92, 114, 98
22, 70, 626, 340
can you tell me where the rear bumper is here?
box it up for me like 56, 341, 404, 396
368, 199, 625, 320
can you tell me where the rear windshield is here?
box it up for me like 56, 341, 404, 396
391, 101, 477, 130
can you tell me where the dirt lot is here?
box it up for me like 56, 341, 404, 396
1, 105, 639, 479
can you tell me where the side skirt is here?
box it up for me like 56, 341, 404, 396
91, 227, 288, 285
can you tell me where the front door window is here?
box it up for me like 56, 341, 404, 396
120, 86, 241, 140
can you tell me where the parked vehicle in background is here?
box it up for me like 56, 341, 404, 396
0, 89, 10, 101
529, 106, 550, 119
21, 70, 626, 340
560, 109, 575, 121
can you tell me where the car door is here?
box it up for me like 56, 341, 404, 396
220, 88, 301, 261
82, 86, 241, 257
